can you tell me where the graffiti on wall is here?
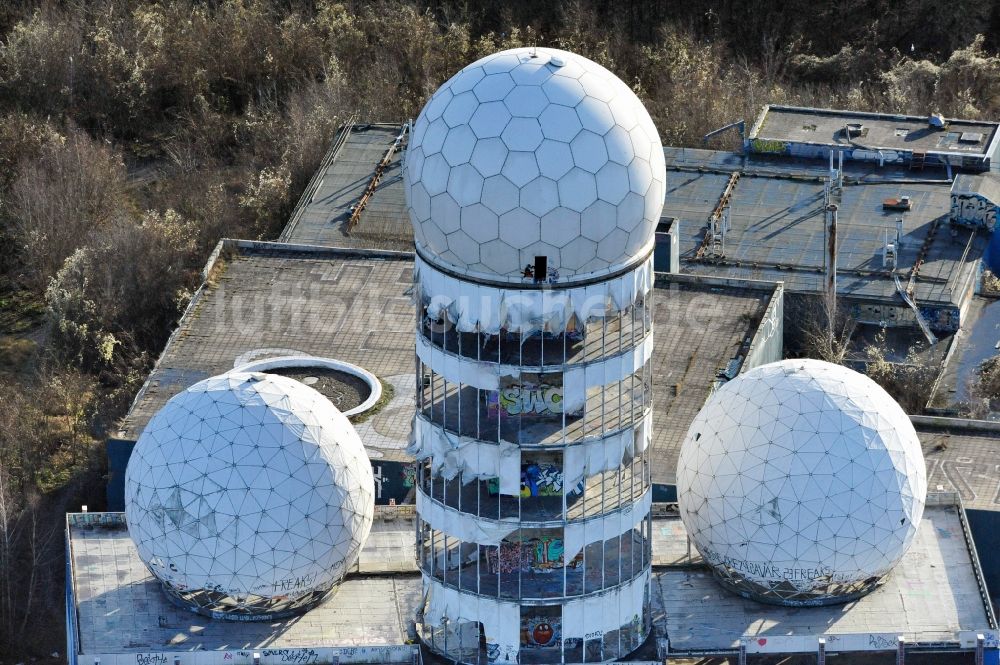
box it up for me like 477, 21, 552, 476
87, 646, 420, 665
486, 642, 519, 663
489, 372, 566, 417
951, 193, 998, 230
521, 463, 562, 497
486, 537, 584, 574
919, 305, 960, 332
371, 461, 418, 503
749, 138, 789, 155
521, 616, 562, 648
854, 303, 960, 332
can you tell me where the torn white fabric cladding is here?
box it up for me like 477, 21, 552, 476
415, 489, 521, 545
416, 254, 653, 336
415, 483, 649, 559
409, 417, 521, 494
409, 413, 649, 497
423, 575, 520, 663
562, 412, 651, 493
563, 490, 652, 562
415, 331, 654, 411
561, 568, 649, 639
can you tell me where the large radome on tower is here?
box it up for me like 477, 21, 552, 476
405, 46, 660, 665
405, 46, 666, 283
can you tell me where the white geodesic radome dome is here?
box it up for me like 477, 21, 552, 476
676, 359, 927, 606
124, 372, 374, 619
405, 47, 665, 283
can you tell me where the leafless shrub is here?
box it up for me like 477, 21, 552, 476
7, 126, 127, 290
864, 329, 937, 413
0, 5, 82, 115
967, 355, 1000, 417
0, 369, 100, 649
45, 209, 197, 369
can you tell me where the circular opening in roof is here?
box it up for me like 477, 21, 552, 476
232, 356, 383, 417
267, 367, 369, 412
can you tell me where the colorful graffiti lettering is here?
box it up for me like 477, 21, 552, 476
486, 537, 569, 573
402, 463, 417, 488
951, 193, 998, 230
499, 384, 563, 415
486, 542, 531, 573
750, 138, 789, 155
521, 463, 563, 496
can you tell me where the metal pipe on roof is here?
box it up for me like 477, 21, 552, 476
826, 203, 838, 345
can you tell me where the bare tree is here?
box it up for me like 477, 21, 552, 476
785, 294, 855, 364
0, 462, 18, 643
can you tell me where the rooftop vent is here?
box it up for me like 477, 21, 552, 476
844, 123, 866, 139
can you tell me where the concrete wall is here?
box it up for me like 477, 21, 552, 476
105, 438, 132, 511
747, 137, 990, 172
66, 535, 79, 665
653, 220, 680, 273
741, 283, 784, 373
850, 300, 963, 333
78, 645, 421, 665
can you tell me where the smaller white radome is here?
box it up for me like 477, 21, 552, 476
125, 372, 374, 617
676, 359, 927, 606
405, 47, 665, 284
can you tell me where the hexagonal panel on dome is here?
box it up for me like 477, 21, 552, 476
405, 47, 665, 284
676, 359, 927, 607
125, 372, 374, 619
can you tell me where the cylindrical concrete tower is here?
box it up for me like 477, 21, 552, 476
405, 48, 664, 664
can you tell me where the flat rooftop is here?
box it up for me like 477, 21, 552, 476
116, 242, 774, 480
117, 242, 417, 461
279, 123, 411, 251
66, 508, 715, 657
655, 500, 997, 655
275, 122, 986, 311
70, 503, 995, 660
929, 296, 1000, 409
753, 105, 1000, 157
648, 276, 773, 484
68, 512, 421, 658
919, 419, 1000, 511
664, 146, 986, 308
